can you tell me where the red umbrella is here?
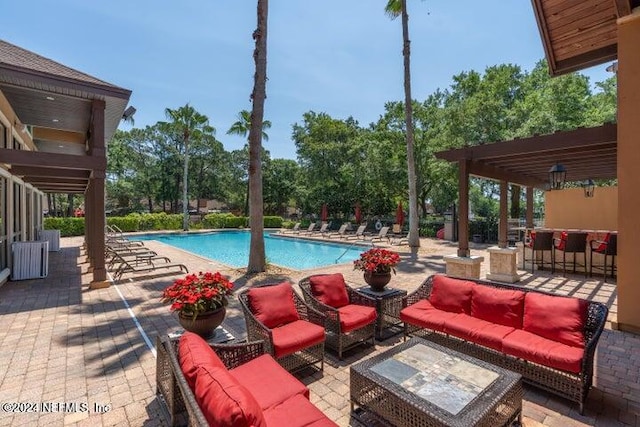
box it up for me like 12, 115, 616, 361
396, 201, 405, 227
321, 203, 328, 222
355, 203, 362, 224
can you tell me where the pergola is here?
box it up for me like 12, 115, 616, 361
0, 40, 131, 287
434, 123, 617, 256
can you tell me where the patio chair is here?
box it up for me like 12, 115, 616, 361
344, 225, 367, 240
522, 230, 554, 273
299, 274, 376, 359
363, 226, 390, 244
589, 232, 617, 282
238, 282, 326, 373
552, 231, 588, 276
311, 222, 330, 236
281, 222, 300, 234
325, 223, 349, 239
110, 252, 188, 281
296, 223, 316, 235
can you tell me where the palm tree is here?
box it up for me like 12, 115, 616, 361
385, 0, 421, 248
245, 0, 269, 273
162, 104, 215, 231
227, 110, 272, 216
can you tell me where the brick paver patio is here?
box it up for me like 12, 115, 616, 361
0, 234, 638, 426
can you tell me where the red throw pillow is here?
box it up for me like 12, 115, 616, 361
178, 332, 226, 389
309, 274, 350, 308
523, 292, 589, 348
193, 363, 267, 427
247, 282, 300, 329
429, 275, 474, 314
471, 285, 525, 329
555, 231, 568, 251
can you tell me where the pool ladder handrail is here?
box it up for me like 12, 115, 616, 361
335, 240, 374, 264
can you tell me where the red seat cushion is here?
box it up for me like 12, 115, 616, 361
471, 285, 525, 329
247, 282, 300, 329
400, 299, 457, 332
263, 394, 338, 427
271, 320, 326, 358
502, 329, 584, 373
309, 274, 350, 308
337, 304, 377, 333
523, 292, 588, 348
555, 231, 568, 251
593, 233, 611, 253
178, 332, 226, 388
443, 313, 515, 352
429, 275, 474, 314
230, 354, 309, 410
192, 363, 267, 427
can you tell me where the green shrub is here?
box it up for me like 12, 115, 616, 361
44, 217, 85, 236
106, 216, 140, 232
224, 215, 247, 228
263, 216, 283, 228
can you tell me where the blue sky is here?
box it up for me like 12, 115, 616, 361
2, 1, 612, 160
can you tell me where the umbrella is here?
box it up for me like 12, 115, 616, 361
355, 203, 362, 224
321, 203, 328, 222
396, 201, 405, 227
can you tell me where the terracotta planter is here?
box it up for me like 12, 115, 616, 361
178, 306, 226, 339
363, 270, 392, 292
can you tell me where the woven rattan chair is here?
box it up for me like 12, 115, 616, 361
553, 231, 588, 276
522, 230, 554, 273
299, 274, 377, 359
589, 233, 617, 282
238, 282, 326, 373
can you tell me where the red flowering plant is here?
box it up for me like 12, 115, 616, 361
161, 271, 234, 320
353, 248, 401, 274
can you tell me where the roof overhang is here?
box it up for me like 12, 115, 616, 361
434, 123, 617, 188
531, 0, 640, 76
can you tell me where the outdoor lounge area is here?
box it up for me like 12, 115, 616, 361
0, 235, 638, 426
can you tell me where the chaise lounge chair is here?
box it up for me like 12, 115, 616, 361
362, 226, 389, 244
326, 223, 350, 239
281, 222, 301, 234
110, 252, 188, 281
296, 223, 316, 235
344, 225, 367, 240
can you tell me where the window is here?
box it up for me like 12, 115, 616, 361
13, 182, 22, 242
0, 122, 5, 149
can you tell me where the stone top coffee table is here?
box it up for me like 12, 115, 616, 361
350, 337, 522, 427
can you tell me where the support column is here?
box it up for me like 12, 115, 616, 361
457, 159, 470, 257
526, 187, 534, 228
487, 180, 519, 283
498, 180, 508, 249
616, 9, 640, 334
88, 99, 109, 289
85, 179, 94, 266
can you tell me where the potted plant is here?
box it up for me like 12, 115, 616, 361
161, 271, 234, 338
353, 248, 401, 291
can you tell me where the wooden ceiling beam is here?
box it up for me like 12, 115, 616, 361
468, 161, 545, 187
25, 177, 88, 185
0, 148, 105, 170
32, 127, 86, 144
9, 166, 90, 178
613, 0, 632, 17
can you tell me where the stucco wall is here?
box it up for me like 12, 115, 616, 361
544, 186, 618, 231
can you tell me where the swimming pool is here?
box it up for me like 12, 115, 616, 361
137, 231, 366, 270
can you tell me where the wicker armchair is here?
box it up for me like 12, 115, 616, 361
299, 274, 377, 359
238, 282, 326, 373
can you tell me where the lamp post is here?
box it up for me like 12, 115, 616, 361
548, 163, 567, 190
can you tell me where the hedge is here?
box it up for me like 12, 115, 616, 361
43, 217, 85, 237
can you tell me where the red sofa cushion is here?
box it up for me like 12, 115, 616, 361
400, 299, 457, 332
523, 292, 588, 348
231, 354, 309, 410
337, 304, 377, 333
429, 275, 474, 314
263, 394, 338, 427
178, 332, 226, 388
193, 363, 267, 427
248, 282, 300, 329
443, 313, 515, 352
309, 274, 350, 308
471, 285, 525, 329
502, 329, 584, 373
271, 320, 325, 358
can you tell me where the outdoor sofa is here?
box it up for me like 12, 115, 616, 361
400, 274, 608, 414
156, 332, 337, 427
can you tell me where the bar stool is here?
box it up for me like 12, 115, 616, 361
589, 233, 617, 282
552, 231, 588, 276
522, 230, 554, 273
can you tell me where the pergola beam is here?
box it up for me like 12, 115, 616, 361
0, 148, 106, 170
9, 166, 90, 179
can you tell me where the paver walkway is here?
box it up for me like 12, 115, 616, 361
0, 233, 638, 426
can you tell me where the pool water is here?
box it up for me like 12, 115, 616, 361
137, 231, 365, 270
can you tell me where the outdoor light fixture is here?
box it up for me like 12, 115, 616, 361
122, 106, 136, 121
582, 179, 595, 198
548, 163, 567, 190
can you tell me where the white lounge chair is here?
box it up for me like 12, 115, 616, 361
281, 222, 301, 234
297, 223, 317, 235
344, 225, 367, 240
326, 223, 350, 239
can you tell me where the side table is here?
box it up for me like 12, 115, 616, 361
355, 286, 407, 341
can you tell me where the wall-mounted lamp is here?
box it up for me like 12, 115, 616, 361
548, 163, 567, 190
582, 179, 595, 198
122, 106, 136, 122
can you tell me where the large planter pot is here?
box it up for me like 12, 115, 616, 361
363, 270, 392, 292
178, 306, 226, 339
